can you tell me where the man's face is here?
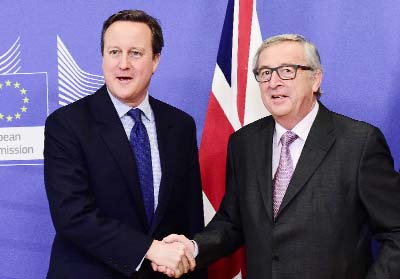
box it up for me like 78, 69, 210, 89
257, 41, 322, 129
102, 21, 160, 107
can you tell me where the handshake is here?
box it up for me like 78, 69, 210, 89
145, 234, 196, 278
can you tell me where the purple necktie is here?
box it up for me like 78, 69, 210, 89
273, 130, 298, 218
128, 109, 154, 227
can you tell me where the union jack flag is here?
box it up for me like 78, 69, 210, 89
199, 0, 268, 278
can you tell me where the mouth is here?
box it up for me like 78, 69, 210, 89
117, 76, 132, 81
271, 94, 288, 99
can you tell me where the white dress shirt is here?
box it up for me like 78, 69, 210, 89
272, 102, 319, 177
108, 91, 162, 211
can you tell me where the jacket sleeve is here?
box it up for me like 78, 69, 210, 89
184, 117, 208, 279
194, 135, 244, 268
359, 127, 400, 278
184, 117, 205, 238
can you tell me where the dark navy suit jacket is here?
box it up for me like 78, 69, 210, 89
44, 85, 207, 279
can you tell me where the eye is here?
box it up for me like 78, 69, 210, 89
280, 66, 295, 74
109, 49, 121, 57
259, 68, 271, 77
129, 49, 144, 58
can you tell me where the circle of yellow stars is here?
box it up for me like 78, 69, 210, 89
0, 79, 29, 123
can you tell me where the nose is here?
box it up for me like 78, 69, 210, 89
268, 70, 282, 88
119, 53, 130, 70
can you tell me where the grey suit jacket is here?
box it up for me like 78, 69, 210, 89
194, 103, 400, 279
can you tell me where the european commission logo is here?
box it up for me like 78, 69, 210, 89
1, 35, 103, 165
57, 35, 104, 106
0, 38, 48, 166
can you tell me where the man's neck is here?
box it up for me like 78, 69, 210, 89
275, 100, 317, 130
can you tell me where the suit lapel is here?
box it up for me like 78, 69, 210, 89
277, 103, 336, 217
148, 97, 174, 234
254, 117, 275, 222
89, 86, 148, 228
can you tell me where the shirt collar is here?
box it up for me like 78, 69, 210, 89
274, 101, 319, 146
107, 89, 154, 121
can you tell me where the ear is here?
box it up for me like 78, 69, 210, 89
152, 53, 161, 74
311, 69, 323, 93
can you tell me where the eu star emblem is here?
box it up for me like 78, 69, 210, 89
0, 73, 47, 127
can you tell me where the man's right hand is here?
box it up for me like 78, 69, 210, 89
145, 239, 195, 278
163, 234, 195, 257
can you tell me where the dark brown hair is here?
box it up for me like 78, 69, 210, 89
101, 10, 164, 56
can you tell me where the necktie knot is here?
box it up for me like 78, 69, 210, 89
280, 131, 298, 147
127, 108, 142, 123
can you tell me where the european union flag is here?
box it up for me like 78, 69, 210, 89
0, 73, 48, 128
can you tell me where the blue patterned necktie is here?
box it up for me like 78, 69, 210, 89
272, 131, 298, 218
127, 108, 154, 226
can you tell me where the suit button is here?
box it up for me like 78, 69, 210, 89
272, 255, 279, 261
123, 264, 129, 270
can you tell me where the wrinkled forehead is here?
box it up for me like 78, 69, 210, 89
258, 41, 306, 67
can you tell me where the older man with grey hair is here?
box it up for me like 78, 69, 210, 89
158, 34, 400, 279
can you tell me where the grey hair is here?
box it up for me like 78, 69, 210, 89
252, 34, 323, 98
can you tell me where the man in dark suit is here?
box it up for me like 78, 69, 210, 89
160, 34, 400, 278
44, 10, 205, 279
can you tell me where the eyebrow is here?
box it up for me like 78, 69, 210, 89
105, 46, 146, 51
257, 63, 297, 69
130, 47, 146, 51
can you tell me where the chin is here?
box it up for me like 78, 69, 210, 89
272, 109, 293, 120
268, 105, 288, 114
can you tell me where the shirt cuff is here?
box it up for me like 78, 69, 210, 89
136, 256, 145, 271
191, 240, 199, 258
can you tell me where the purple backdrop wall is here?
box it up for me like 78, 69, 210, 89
0, 1, 398, 278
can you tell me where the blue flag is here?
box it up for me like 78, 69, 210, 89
0, 73, 48, 128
